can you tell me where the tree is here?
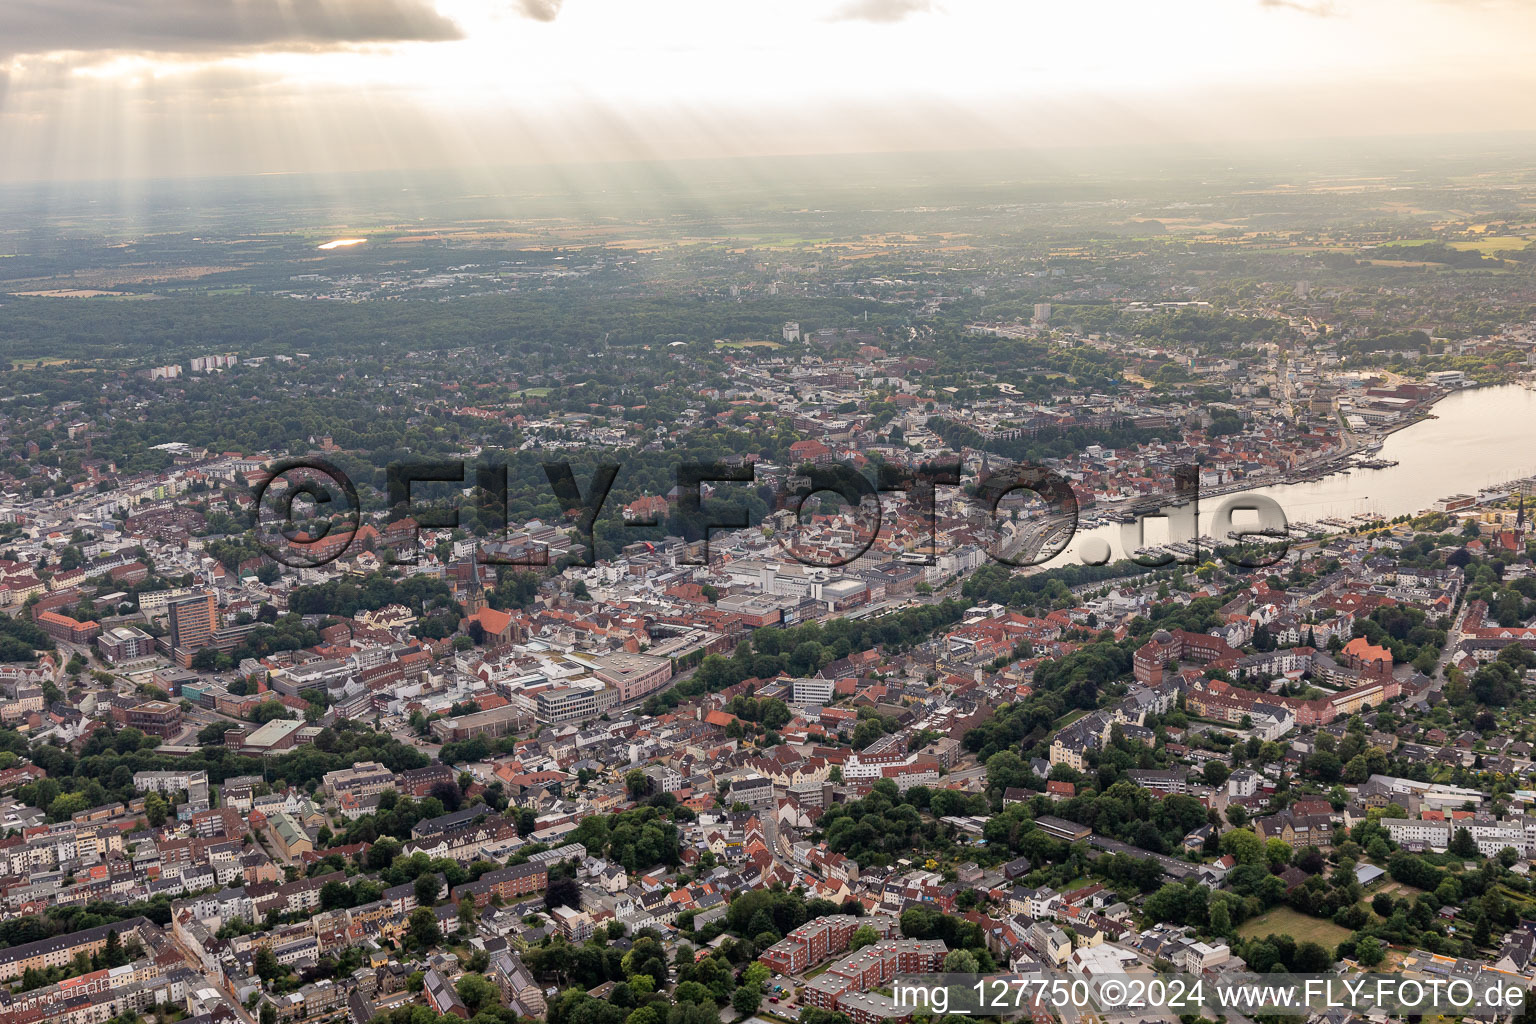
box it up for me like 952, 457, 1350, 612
367, 837, 401, 870
407, 906, 441, 948
1220, 828, 1264, 865
621, 936, 667, 985
985, 750, 1029, 793
455, 973, 500, 1013
458, 896, 478, 932
1209, 901, 1232, 936
260, 1003, 277, 1024
254, 945, 281, 983
428, 780, 463, 813
1306, 749, 1342, 783
1450, 827, 1478, 858
144, 791, 169, 828
849, 924, 880, 951
320, 880, 353, 911
1292, 941, 1333, 973
943, 949, 979, 973
101, 928, 129, 968
748, 908, 776, 940
414, 873, 440, 908
673, 982, 712, 1006
732, 983, 762, 1016
547, 874, 582, 911
853, 718, 886, 750
690, 954, 736, 1003
1355, 936, 1384, 967
667, 1003, 719, 1024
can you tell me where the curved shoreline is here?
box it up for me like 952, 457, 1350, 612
1049, 381, 1536, 566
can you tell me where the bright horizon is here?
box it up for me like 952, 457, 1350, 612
4, 0, 1536, 184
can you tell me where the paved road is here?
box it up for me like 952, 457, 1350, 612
1432, 601, 1468, 679
995, 512, 1077, 567
947, 763, 989, 785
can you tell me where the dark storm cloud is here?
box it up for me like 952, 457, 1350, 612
0, 0, 465, 56
828, 0, 936, 24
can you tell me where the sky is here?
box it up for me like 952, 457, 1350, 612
2, 0, 1535, 183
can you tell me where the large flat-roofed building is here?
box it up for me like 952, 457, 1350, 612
1125, 768, 1191, 795
322, 761, 395, 800
430, 702, 532, 742
1033, 815, 1092, 842
269, 658, 352, 698
792, 677, 835, 706
240, 717, 305, 753
534, 682, 618, 724
758, 914, 898, 975
168, 591, 219, 666
714, 593, 786, 628
591, 651, 672, 702
133, 769, 208, 794
124, 700, 183, 739
167, 592, 216, 651
797, 938, 947, 1023
209, 621, 260, 654
98, 625, 157, 665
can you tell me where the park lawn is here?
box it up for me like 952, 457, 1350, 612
1237, 906, 1353, 948
804, 960, 836, 980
